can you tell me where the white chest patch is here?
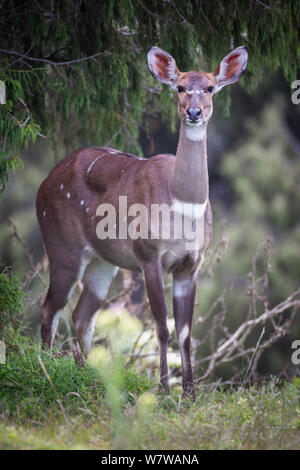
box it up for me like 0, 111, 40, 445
172, 199, 208, 219
185, 124, 205, 142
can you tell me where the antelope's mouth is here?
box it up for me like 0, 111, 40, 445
185, 118, 204, 126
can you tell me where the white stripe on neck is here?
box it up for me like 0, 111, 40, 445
185, 123, 205, 141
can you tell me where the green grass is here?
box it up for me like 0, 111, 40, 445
0, 344, 152, 422
0, 342, 300, 449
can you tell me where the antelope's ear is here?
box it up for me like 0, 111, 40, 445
213, 46, 248, 92
147, 47, 180, 89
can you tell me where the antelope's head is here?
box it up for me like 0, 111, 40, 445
147, 46, 248, 127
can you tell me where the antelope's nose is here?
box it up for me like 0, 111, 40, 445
187, 107, 202, 122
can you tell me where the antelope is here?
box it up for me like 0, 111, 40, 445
36, 45, 248, 398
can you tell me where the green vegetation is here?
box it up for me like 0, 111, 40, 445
0, 309, 299, 450
0, 287, 298, 452
0, 269, 25, 350
1, 1, 299, 191
0, 269, 24, 317
1, 1, 300, 450
0, 340, 299, 449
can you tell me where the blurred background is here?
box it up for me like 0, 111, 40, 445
0, 1, 299, 384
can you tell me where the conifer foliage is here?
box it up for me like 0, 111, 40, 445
0, 1, 299, 192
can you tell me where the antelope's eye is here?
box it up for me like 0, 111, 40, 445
177, 85, 185, 93
206, 86, 214, 93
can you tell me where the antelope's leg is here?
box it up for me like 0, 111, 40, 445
41, 264, 81, 350
72, 259, 118, 355
172, 273, 196, 400
142, 262, 170, 393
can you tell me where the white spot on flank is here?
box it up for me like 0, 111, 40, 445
185, 123, 205, 141
60, 184, 64, 190
179, 324, 190, 348
86, 207, 89, 213
172, 199, 208, 219
66, 192, 71, 199
80, 200, 85, 206
43, 211, 46, 217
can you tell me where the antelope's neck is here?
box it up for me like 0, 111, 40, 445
170, 121, 209, 204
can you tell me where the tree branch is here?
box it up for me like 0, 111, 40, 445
0, 48, 111, 69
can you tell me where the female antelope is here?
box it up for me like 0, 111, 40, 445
37, 46, 248, 398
